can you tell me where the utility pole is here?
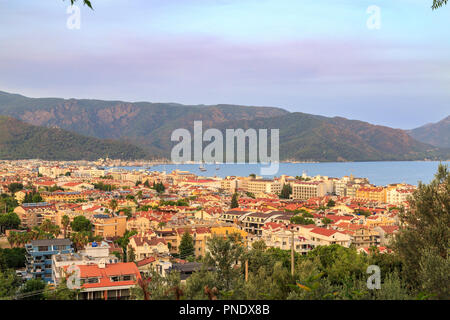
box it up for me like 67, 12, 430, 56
245, 259, 248, 282
245, 237, 248, 282
290, 229, 295, 276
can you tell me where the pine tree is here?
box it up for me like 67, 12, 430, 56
179, 231, 195, 259
231, 193, 239, 209
394, 164, 449, 299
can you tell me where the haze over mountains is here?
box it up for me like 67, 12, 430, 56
408, 116, 450, 149
0, 91, 448, 162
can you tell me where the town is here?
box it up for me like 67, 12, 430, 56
0, 158, 423, 300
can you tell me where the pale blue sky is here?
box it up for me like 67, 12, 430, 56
0, 0, 449, 129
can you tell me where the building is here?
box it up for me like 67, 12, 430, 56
291, 181, 330, 200
241, 178, 282, 196
63, 262, 141, 300
128, 235, 170, 260
52, 242, 119, 285
356, 187, 387, 203
386, 185, 415, 205
92, 214, 127, 238
25, 238, 73, 283
14, 202, 57, 228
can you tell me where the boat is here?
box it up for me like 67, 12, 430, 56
199, 162, 207, 172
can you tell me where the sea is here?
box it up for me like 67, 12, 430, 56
111, 161, 449, 186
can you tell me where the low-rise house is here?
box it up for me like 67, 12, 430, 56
128, 234, 169, 260
63, 262, 141, 300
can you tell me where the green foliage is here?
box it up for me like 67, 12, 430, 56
159, 199, 189, 207
245, 192, 255, 199
290, 215, 315, 225
279, 184, 292, 199
0, 194, 19, 213
70, 216, 92, 232
44, 280, 78, 300
179, 231, 195, 259
432, 0, 448, 9
0, 116, 147, 161
93, 182, 116, 191
230, 193, 239, 209
7, 183, 23, 194
20, 279, 46, 300
204, 235, 244, 291
321, 217, 333, 226
0, 269, 21, 299
0, 212, 20, 233
152, 182, 166, 193
114, 230, 138, 262
23, 191, 43, 204
132, 269, 181, 300
394, 164, 449, 299
327, 199, 335, 207
0, 248, 26, 271
69, 0, 93, 9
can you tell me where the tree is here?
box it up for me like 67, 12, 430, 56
40, 220, 61, 238
432, 0, 448, 9
0, 212, 20, 234
127, 247, 136, 263
7, 183, 23, 195
115, 230, 137, 262
327, 199, 335, 207
279, 184, 292, 199
0, 269, 21, 299
68, 0, 93, 9
322, 217, 333, 226
157, 221, 166, 230
179, 231, 195, 259
230, 193, 239, 209
70, 216, 92, 233
204, 235, 244, 290
290, 215, 315, 225
61, 215, 70, 238
70, 231, 90, 251
43, 279, 78, 300
0, 248, 26, 271
19, 279, 46, 300
109, 199, 118, 214
393, 164, 449, 299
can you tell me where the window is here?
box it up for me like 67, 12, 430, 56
38, 246, 48, 252
110, 276, 119, 282
122, 275, 132, 281
87, 277, 99, 284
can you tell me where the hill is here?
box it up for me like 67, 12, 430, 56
211, 113, 448, 161
0, 116, 148, 160
0, 91, 448, 162
0, 91, 288, 158
407, 116, 450, 148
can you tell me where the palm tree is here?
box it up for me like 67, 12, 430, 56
71, 232, 89, 251
7, 232, 17, 248
158, 222, 166, 230
61, 215, 70, 238
109, 199, 118, 214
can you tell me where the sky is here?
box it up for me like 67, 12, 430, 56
0, 0, 449, 129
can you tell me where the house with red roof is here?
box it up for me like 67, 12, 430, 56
63, 262, 141, 300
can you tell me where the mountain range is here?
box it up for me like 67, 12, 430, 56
0, 116, 147, 160
0, 90, 448, 162
407, 116, 450, 149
